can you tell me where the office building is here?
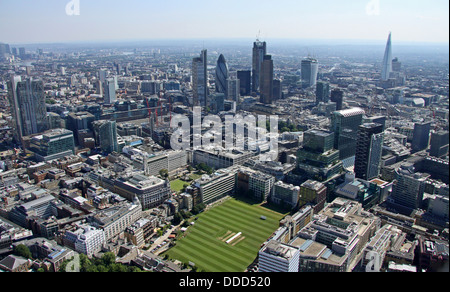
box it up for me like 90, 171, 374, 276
273, 79, 282, 100
335, 173, 381, 209
192, 49, 208, 107
330, 89, 344, 111
93, 120, 119, 154
89, 200, 142, 241
429, 130, 449, 158
9, 195, 57, 228
331, 108, 365, 163
301, 58, 319, 88
299, 180, 327, 213
411, 121, 431, 152
272, 182, 300, 209
66, 112, 95, 145
355, 123, 384, 180
132, 150, 188, 176
237, 167, 275, 202
252, 40, 267, 93
293, 198, 378, 272
210, 92, 225, 114
297, 129, 343, 182
381, 33, 393, 81
114, 174, 171, 210
260, 55, 274, 104
104, 78, 117, 104
8, 76, 48, 143
29, 129, 75, 162
259, 240, 300, 272
64, 225, 106, 257
237, 70, 251, 96
227, 78, 240, 102
316, 81, 330, 104
193, 168, 237, 205
193, 148, 256, 171
391, 164, 428, 210
215, 54, 229, 96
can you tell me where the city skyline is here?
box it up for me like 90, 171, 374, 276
0, 0, 448, 45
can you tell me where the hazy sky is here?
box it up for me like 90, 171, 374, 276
0, 0, 448, 44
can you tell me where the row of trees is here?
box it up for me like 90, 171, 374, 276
60, 252, 143, 273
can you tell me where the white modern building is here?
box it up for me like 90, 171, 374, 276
258, 240, 300, 272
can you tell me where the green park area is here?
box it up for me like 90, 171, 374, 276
164, 197, 286, 272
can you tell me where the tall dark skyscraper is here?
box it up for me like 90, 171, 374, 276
237, 70, 251, 96
192, 49, 208, 107
8, 75, 48, 143
330, 89, 344, 111
331, 107, 365, 164
354, 123, 384, 180
429, 130, 449, 158
215, 54, 229, 96
412, 121, 431, 152
252, 40, 267, 93
316, 81, 330, 104
260, 55, 274, 104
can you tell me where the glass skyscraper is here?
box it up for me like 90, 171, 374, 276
193, 49, 208, 107
331, 108, 365, 164
301, 57, 319, 89
381, 33, 393, 81
7, 75, 48, 143
252, 40, 267, 93
354, 123, 384, 180
260, 55, 274, 104
215, 54, 229, 96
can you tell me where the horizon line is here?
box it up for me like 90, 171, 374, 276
5, 37, 450, 47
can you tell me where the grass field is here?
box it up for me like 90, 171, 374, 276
164, 197, 286, 272
170, 179, 188, 193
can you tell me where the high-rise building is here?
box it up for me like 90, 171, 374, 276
7, 76, 48, 143
104, 78, 116, 104
429, 131, 449, 158
260, 55, 274, 104
237, 70, 251, 96
354, 123, 384, 181
316, 81, 330, 104
331, 108, 365, 164
93, 120, 119, 154
330, 89, 344, 111
252, 40, 267, 93
273, 79, 282, 100
227, 78, 240, 102
66, 112, 95, 145
392, 57, 402, 72
381, 33, 393, 81
392, 164, 427, 210
192, 49, 208, 107
297, 129, 343, 182
29, 129, 75, 162
215, 54, 228, 96
412, 121, 431, 152
0, 43, 11, 59
301, 58, 319, 88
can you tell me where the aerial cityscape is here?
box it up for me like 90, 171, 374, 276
0, 0, 448, 277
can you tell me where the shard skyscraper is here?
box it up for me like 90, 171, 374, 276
381, 32, 393, 81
